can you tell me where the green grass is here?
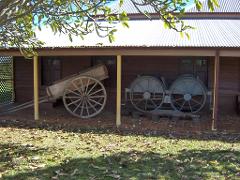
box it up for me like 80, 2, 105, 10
0, 127, 239, 179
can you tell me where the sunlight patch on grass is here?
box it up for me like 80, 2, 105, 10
0, 127, 239, 179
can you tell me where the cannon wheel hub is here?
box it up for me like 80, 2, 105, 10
143, 91, 151, 100
184, 94, 192, 101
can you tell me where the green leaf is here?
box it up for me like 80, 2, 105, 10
185, 32, 191, 40
68, 34, 73, 42
122, 21, 129, 28
143, 11, 151, 19
163, 21, 170, 29
119, 0, 124, 7
108, 34, 115, 43
212, 0, 219, 6
208, 0, 214, 12
180, 31, 184, 38
196, 1, 203, 11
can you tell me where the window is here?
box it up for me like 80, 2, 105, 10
41, 58, 61, 86
180, 58, 208, 85
91, 56, 116, 66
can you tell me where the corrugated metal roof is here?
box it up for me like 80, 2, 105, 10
187, 0, 240, 13
109, 0, 155, 14
109, 0, 240, 15
36, 19, 240, 48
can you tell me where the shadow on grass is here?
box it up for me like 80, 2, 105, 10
0, 143, 51, 176
2, 145, 240, 180
1, 118, 240, 143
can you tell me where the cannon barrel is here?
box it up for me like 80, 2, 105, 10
46, 64, 108, 100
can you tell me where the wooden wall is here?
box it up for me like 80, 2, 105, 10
60, 56, 91, 77
209, 57, 240, 114
122, 56, 181, 90
14, 57, 34, 102
14, 56, 91, 103
13, 56, 240, 115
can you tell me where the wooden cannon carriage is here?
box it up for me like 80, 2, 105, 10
0, 64, 109, 118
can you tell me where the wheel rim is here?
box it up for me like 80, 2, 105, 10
170, 76, 207, 114
63, 76, 107, 118
130, 76, 165, 112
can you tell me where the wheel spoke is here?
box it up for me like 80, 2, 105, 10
86, 102, 90, 117
67, 98, 82, 106
65, 96, 81, 99
73, 100, 83, 113
188, 101, 193, 112
87, 82, 98, 95
180, 101, 186, 111
66, 89, 80, 96
84, 78, 90, 94
89, 89, 104, 96
89, 98, 103, 106
79, 77, 85, 93
192, 94, 204, 98
191, 98, 202, 105
150, 99, 157, 108
144, 99, 148, 110
86, 99, 98, 113
135, 99, 144, 106
89, 95, 105, 99
132, 98, 144, 102
80, 100, 85, 117
72, 82, 83, 95
174, 101, 182, 107
173, 97, 184, 102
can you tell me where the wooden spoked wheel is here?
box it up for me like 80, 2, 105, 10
169, 76, 207, 114
130, 76, 165, 112
63, 76, 107, 118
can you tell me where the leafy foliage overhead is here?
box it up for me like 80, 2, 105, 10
0, 0, 218, 55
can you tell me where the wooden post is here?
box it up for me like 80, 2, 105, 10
116, 55, 122, 127
33, 55, 39, 120
212, 51, 220, 130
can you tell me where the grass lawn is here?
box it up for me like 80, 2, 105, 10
0, 127, 239, 180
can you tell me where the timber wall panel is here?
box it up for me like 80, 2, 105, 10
14, 57, 34, 102
219, 57, 240, 114
209, 57, 240, 114
122, 56, 180, 89
60, 56, 91, 78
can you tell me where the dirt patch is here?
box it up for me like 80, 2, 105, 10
0, 103, 240, 136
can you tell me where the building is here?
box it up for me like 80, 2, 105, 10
0, 0, 240, 131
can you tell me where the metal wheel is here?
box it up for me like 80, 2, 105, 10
63, 76, 107, 118
169, 75, 207, 114
130, 76, 165, 112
